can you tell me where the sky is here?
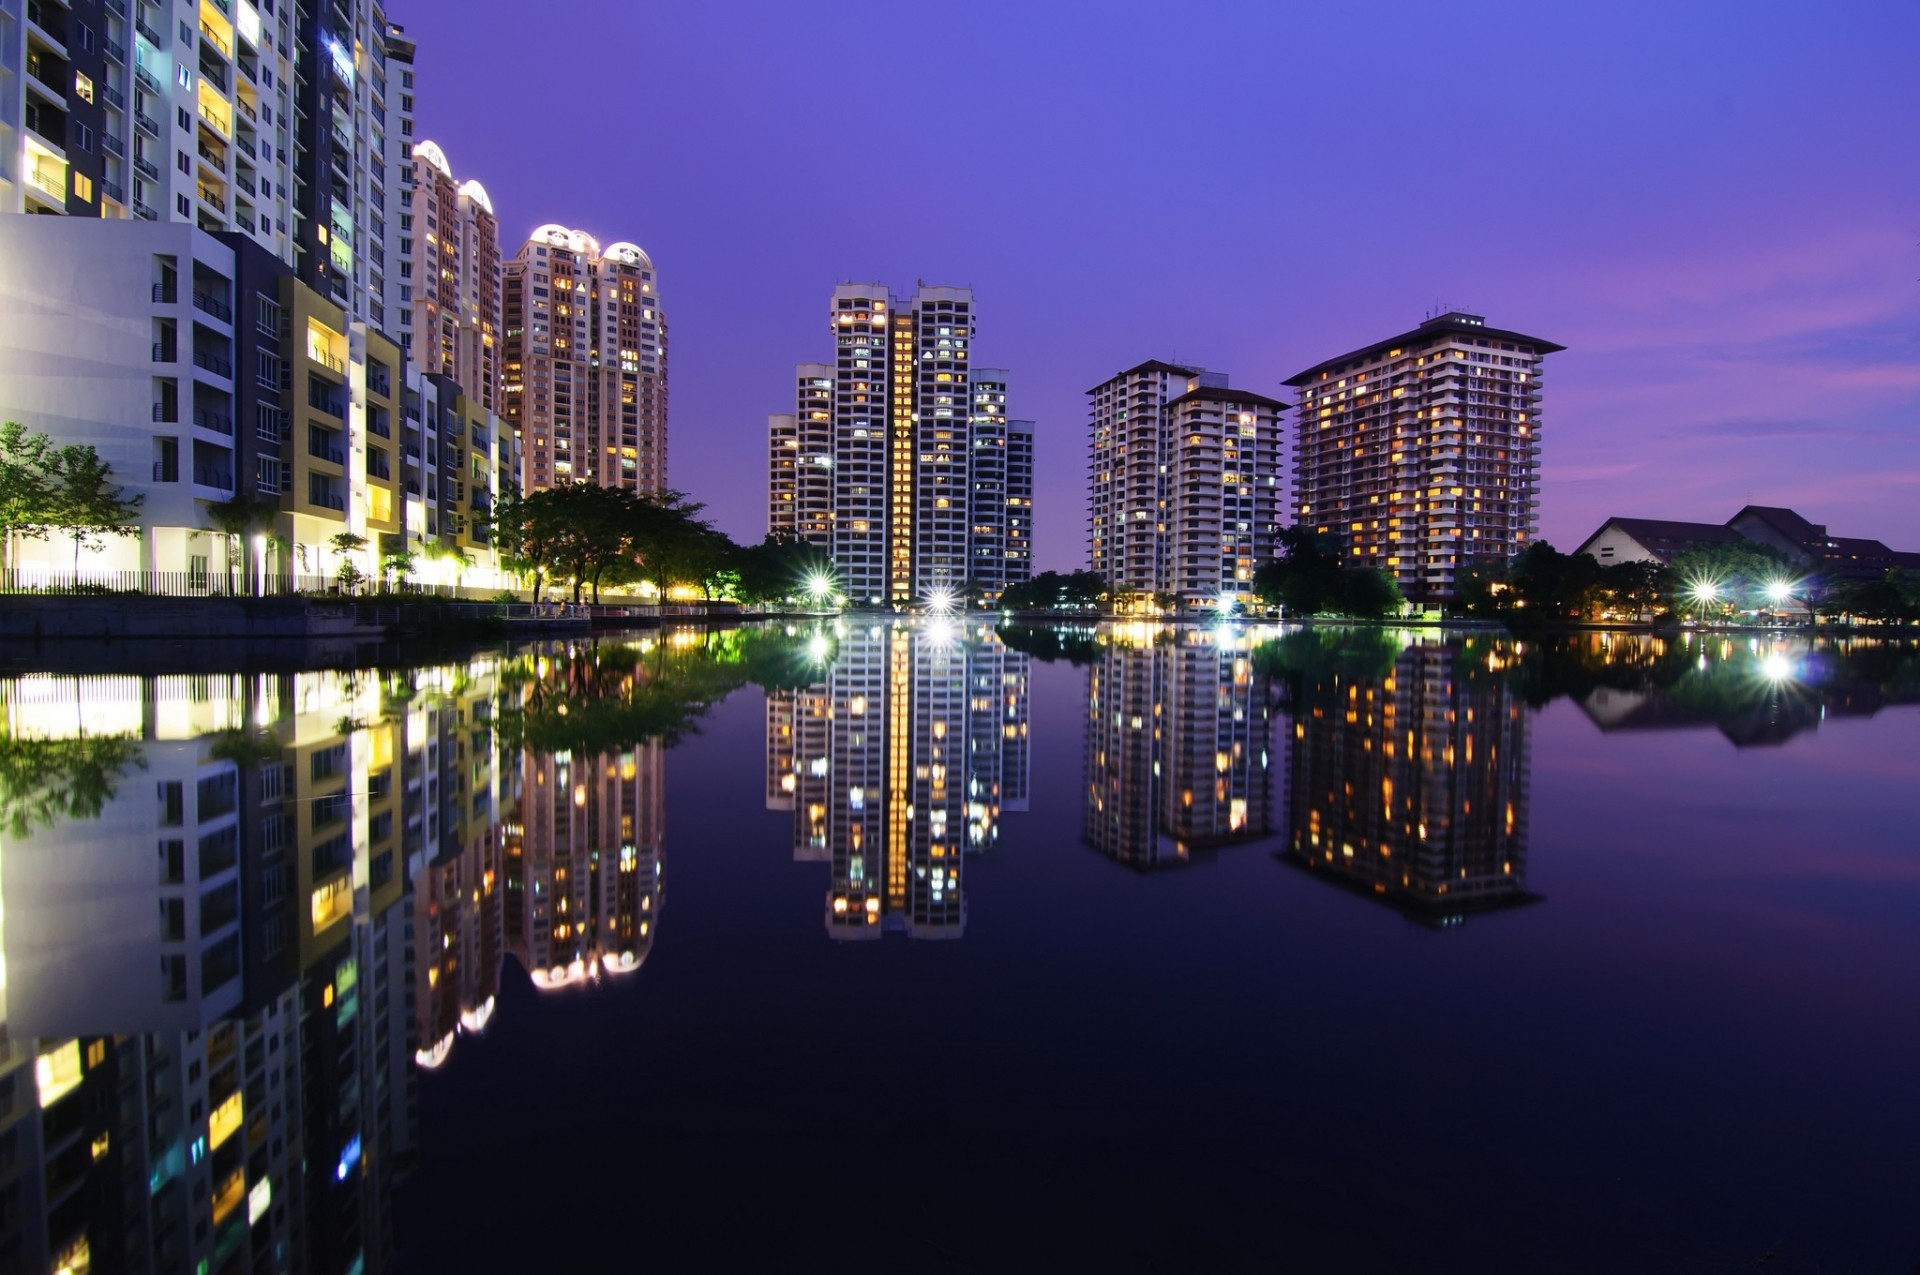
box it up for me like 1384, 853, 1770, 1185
395, 0, 1920, 567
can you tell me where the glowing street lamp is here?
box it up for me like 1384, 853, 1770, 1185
1687, 578, 1721, 624
1217, 590, 1239, 618
925, 586, 957, 616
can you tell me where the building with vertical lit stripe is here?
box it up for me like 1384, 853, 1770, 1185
1283, 312, 1562, 605
766, 284, 1031, 607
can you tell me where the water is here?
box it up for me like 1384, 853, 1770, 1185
0, 624, 1913, 1273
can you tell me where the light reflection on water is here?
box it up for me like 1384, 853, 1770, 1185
0, 623, 1911, 1272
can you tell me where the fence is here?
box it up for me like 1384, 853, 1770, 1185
0, 568, 495, 600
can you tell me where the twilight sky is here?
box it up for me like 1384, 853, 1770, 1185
397, 0, 1920, 566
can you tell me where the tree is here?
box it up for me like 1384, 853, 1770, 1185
0, 422, 59, 573
735, 534, 834, 605
50, 444, 142, 577
1666, 540, 1792, 618
206, 491, 278, 595
1338, 568, 1404, 619
1253, 527, 1345, 616
330, 532, 368, 595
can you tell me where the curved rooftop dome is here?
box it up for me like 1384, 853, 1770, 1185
412, 139, 452, 180
602, 241, 653, 268
530, 224, 599, 255
457, 179, 494, 216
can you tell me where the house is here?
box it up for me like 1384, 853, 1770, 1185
1574, 506, 1919, 579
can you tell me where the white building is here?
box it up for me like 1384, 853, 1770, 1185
1087, 362, 1283, 610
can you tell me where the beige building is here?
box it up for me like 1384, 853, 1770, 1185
405, 140, 501, 414
1284, 312, 1562, 605
502, 225, 666, 494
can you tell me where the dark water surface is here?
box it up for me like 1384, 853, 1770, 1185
1, 624, 1913, 1273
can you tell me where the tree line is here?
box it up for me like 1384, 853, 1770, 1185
1457, 540, 1920, 624
486, 482, 835, 605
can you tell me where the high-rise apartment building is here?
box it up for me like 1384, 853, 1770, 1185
403, 139, 499, 411
1, 0, 298, 256
1087, 361, 1284, 611
502, 224, 666, 493
1007, 417, 1034, 583
0, 9, 510, 593
1283, 312, 1562, 605
767, 284, 1031, 607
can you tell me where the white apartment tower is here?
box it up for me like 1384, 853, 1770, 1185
1, 0, 297, 256
769, 283, 1030, 607
1087, 361, 1284, 610
1283, 312, 1563, 604
502, 224, 667, 494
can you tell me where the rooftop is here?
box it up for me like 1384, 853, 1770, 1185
1283, 313, 1565, 387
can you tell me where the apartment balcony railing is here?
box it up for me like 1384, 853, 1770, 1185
134, 199, 158, 220
151, 342, 175, 363
135, 17, 163, 47
105, 36, 126, 62
193, 467, 234, 490
133, 64, 160, 94
200, 21, 232, 59
102, 179, 125, 203
192, 350, 233, 378
192, 291, 232, 322
235, 133, 256, 159
308, 442, 346, 466
194, 409, 233, 436
134, 113, 160, 141
151, 403, 177, 424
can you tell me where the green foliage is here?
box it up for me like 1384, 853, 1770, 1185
1254, 527, 1404, 619
484, 482, 726, 604
735, 534, 835, 605
999, 570, 1106, 612
0, 733, 147, 838
0, 423, 142, 573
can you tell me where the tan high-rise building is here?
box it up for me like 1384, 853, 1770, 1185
405, 141, 501, 413
1284, 312, 1562, 605
502, 225, 666, 493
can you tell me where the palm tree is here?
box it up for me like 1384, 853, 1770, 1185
205, 492, 277, 595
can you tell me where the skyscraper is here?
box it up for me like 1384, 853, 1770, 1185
1, 0, 298, 255
1087, 362, 1284, 611
767, 283, 1030, 607
1283, 312, 1562, 605
502, 225, 667, 494
403, 139, 500, 412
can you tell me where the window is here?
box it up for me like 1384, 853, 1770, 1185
72, 172, 93, 203
74, 72, 95, 103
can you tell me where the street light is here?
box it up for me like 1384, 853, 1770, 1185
804, 571, 834, 608
925, 586, 957, 616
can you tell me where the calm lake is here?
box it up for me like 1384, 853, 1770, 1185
0, 623, 1913, 1273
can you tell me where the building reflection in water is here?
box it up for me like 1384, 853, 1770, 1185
1280, 634, 1539, 925
766, 622, 1030, 939
1082, 624, 1275, 869
0, 633, 691, 1274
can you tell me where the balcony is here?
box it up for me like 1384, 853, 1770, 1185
192, 350, 233, 378
102, 131, 125, 157
306, 383, 345, 418
193, 409, 233, 436
103, 179, 125, 203
134, 199, 158, 220
151, 402, 177, 424
26, 2, 67, 46
133, 63, 160, 95
151, 341, 176, 363
134, 154, 160, 182
134, 111, 160, 139
135, 17, 163, 48
235, 133, 256, 159
192, 291, 232, 322
200, 22, 232, 60
193, 466, 234, 491
312, 492, 346, 512
105, 35, 126, 62
308, 440, 345, 466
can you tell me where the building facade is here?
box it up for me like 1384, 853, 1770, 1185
403, 138, 499, 414
502, 224, 666, 494
1087, 361, 1283, 611
766, 284, 1031, 608
1283, 312, 1563, 605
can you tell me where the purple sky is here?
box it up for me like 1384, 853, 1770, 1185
400, 0, 1920, 566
